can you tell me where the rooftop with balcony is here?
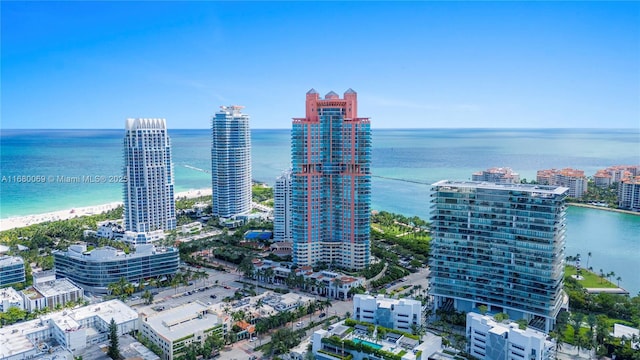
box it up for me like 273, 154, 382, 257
312, 319, 442, 360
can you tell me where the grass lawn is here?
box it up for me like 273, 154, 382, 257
563, 325, 590, 344
565, 265, 617, 288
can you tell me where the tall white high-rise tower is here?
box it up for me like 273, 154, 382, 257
123, 118, 176, 236
211, 105, 252, 218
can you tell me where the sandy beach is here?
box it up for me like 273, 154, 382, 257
0, 188, 212, 232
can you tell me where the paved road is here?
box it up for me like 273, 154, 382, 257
123, 264, 432, 359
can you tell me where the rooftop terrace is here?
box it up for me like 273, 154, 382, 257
432, 180, 569, 195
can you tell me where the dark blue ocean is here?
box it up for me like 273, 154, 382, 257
1, 128, 639, 293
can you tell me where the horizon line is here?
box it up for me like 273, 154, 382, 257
2, 127, 638, 131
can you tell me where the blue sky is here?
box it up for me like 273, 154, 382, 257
2, 1, 639, 129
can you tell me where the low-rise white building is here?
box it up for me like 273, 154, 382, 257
613, 324, 640, 350
251, 260, 365, 300
0, 299, 137, 360
139, 302, 228, 360
312, 319, 441, 360
466, 312, 555, 360
0, 287, 24, 312
123, 230, 167, 245
180, 222, 203, 235
94, 220, 124, 239
22, 278, 84, 312
353, 294, 422, 332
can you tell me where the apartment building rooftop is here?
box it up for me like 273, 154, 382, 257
432, 180, 568, 195
356, 294, 421, 309
472, 167, 521, 183
0, 300, 136, 358
31, 278, 81, 299
537, 168, 585, 177
621, 176, 640, 184
60, 244, 176, 261
0, 287, 23, 305
0, 255, 24, 267
142, 301, 222, 342
312, 319, 442, 360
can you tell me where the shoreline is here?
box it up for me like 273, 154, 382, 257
0, 188, 212, 232
3, 195, 637, 232
567, 202, 640, 216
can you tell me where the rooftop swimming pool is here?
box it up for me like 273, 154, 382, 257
352, 338, 383, 350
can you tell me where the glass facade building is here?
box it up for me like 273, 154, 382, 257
0, 255, 26, 287
291, 89, 371, 270
123, 118, 176, 234
211, 105, 252, 218
53, 244, 179, 294
429, 180, 568, 333
273, 168, 292, 241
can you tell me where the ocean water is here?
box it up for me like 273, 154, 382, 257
1, 128, 639, 293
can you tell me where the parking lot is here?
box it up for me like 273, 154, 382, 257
122, 262, 431, 359
127, 275, 218, 308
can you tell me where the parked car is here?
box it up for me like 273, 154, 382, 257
319, 313, 326, 318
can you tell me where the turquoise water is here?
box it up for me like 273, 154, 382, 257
352, 338, 383, 350
1, 128, 638, 293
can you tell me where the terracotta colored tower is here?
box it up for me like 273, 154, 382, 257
291, 89, 371, 270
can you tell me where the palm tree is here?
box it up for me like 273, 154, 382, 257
305, 278, 316, 294
108, 277, 128, 296
264, 268, 275, 284
171, 274, 181, 294
185, 268, 194, 282
316, 300, 326, 314
134, 279, 144, 292
607, 271, 615, 283
285, 272, 296, 288
124, 282, 135, 296
332, 278, 343, 300
303, 277, 312, 292
323, 298, 333, 314
318, 281, 327, 296
616, 276, 622, 287
555, 332, 564, 354
107, 282, 122, 296
586, 251, 592, 270
238, 257, 254, 278
255, 269, 265, 283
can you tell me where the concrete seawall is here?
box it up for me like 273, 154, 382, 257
567, 203, 640, 216
585, 287, 630, 295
